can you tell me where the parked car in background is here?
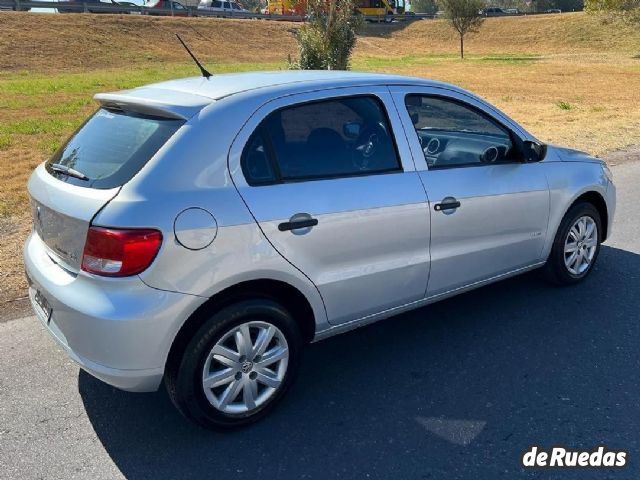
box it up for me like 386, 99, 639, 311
144, 0, 188, 15
505, 7, 519, 14
197, 0, 248, 14
25, 71, 616, 430
546, 8, 562, 13
482, 6, 509, 16
0, 1, 30, 10
58, 0, 133, 13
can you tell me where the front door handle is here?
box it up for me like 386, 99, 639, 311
434, 197, 461, 213
278, 213, 318, 233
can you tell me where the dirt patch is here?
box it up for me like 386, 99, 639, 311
0, 212, 31, 307
0, 297, 31, 324
0, 12, 299, 72
603, 145, 640, 166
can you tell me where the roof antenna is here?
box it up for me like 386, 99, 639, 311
175, 33, 212, 79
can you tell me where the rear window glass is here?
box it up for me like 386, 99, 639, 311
46, 108, 184, 189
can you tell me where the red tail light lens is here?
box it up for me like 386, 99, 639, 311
81, 227, 162, 277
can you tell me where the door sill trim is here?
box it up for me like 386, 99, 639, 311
313, 262, 545, 342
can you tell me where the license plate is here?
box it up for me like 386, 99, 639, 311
33, 288, 53, 324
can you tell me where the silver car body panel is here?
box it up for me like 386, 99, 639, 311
389, 86, 551, 295
23, 71, 616, 391
95, 88, 212, 120
24, 232, 203, 391
27, 164, 120, 272
227, 86, 430, 325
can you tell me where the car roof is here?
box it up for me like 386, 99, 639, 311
94, 71, 456, 119
146, 70, 451, 100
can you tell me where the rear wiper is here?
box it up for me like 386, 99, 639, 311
50, 163, 89, 181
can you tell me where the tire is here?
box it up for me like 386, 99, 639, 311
543, 202, 602, 285
165, 299, 303, 430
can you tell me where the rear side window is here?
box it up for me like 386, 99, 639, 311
46, 108, 183, 189
242, 96, 400, 185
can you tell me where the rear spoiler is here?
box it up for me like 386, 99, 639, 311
95, 87, 212, 120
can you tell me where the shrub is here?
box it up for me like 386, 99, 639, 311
290, 0, 362, 70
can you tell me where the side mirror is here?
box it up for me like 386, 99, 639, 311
343, 122, 362, 139
523, 140, 547, 162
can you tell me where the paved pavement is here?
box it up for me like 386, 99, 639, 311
1, 161, 640, 480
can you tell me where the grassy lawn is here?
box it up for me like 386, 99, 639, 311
1, 11, 639, 304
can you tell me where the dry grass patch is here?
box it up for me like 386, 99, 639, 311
354, 55, 640, 155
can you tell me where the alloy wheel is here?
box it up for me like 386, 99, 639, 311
564, 215, 598, 276
201, 321, 289, 415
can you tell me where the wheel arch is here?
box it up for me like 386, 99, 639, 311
568, 190, 609, 241
165, 278, 317, 374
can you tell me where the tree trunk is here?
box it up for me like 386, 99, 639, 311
460, 33, 464, 59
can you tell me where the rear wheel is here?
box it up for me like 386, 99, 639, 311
165, 299, 303, 429
543, 202, 602, 285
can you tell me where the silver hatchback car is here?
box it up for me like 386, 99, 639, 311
24, 71, 615, 429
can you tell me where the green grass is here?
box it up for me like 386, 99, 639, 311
557, 101, 576, 111
474, 54, 541, 65
45, 98, 94, 115
0, 118, 79, 136
0, 62, 284, 95
353, 53, 541, 70
354, 54, 449, 69
0, 134, 12, 151
0, 61, 282, 158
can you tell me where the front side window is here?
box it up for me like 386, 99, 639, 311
405, 95, 518, 169
242, 96, 401, 185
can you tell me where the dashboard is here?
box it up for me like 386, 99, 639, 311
416, 129, 514, 168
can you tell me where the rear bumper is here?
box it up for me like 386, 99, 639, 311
24, 232, 204, 392
28, 287, 164, 391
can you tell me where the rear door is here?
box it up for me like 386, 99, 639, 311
229, 87, 431, 326
391, 86, 550, 297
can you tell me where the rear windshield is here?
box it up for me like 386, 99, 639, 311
46, 108, 184, 189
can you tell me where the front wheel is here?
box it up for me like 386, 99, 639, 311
165, 299, 303, 429
543, 202, 602, 284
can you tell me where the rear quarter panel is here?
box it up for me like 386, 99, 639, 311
93, 96, 330, 331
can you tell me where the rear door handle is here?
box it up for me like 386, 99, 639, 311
434, 197, 461, 212
278, 213, 318, 232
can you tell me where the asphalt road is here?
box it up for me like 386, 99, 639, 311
2, 161, 640, 480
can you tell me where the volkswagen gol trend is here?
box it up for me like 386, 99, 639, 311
24, 71, 616, 429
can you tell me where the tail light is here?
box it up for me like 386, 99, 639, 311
81, 227, 162, 277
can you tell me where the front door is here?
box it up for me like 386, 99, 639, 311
229, 88, 431, 325
392, 88, 550, 297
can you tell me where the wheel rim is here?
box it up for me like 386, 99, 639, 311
564, 215, 598, 276
202, 321, 289, 415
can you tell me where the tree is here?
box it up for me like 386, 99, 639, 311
410, 0, 439, 14
290, 0, 362, 70
440, 0, 485, 59
555, 0, 585, 11
240, 0, 266, 12
585, 0, 640, 23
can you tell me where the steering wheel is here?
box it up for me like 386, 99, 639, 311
353, 123, 387, 171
